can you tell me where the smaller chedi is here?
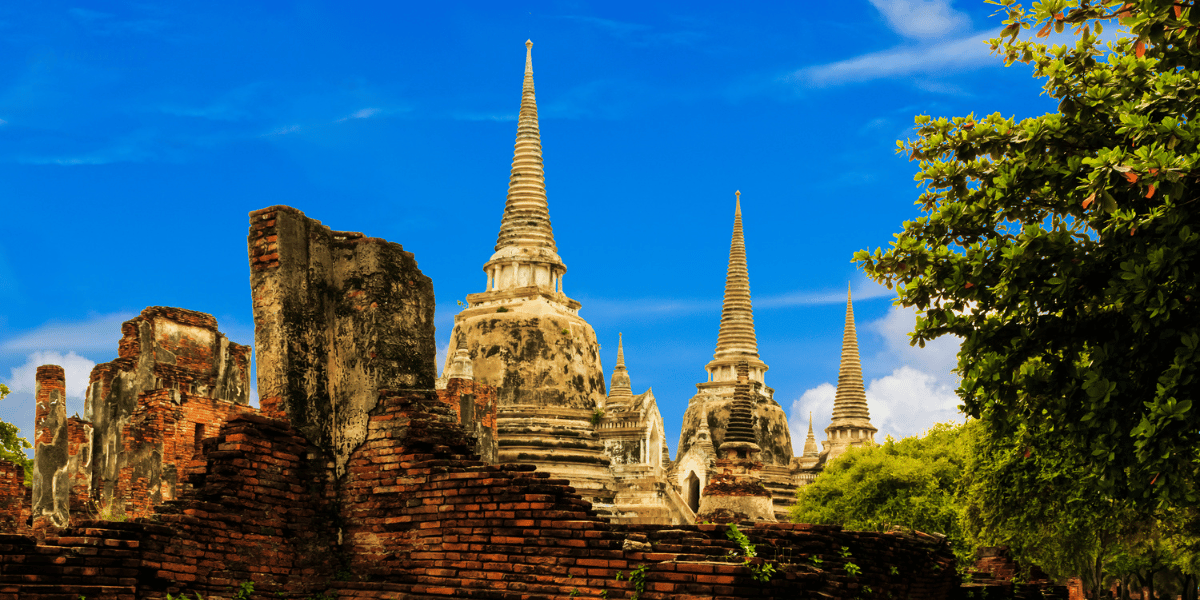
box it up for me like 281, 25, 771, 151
824, 285, 879, 461
695, 361, 776, 523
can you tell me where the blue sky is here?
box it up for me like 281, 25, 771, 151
0, 1, 1069, 458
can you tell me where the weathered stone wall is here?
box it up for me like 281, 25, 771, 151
86, 306, 252, 521
248, 205, 436, 475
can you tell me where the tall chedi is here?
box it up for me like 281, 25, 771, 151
822, 286, 878, 460
672, 192, 797, 520
444, 41, 615, 507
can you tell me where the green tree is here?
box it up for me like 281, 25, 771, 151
959, 420, 1148, 596
856, 0, 1200, 509
791, 421, 978, 568
0, 383, 33, 486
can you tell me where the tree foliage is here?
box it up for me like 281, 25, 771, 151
856, 0, 1200, 508
790, 422, 978, 567
0, 383, 33, 486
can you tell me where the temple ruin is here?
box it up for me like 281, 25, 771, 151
0, 40, 1068, 599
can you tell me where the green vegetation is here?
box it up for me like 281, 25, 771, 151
793, 421, 1200, 595
614, 564, 649, 600
725, 523, 776, 582
842, 0, 1200, 596
0, 383, 33, 486
857, 0, 1199, 512
792, 422, 976, 566
232, 581, 254, 600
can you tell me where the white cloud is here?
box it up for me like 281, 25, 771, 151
866, 365, 962, 439
5, 351, 97, 417
265, 124, 301, 136
1, 312, 135, 353
435, 340, 450, 379
868, 304, 961, 377
757, 276, 892, 309
788, 382, 835, 450
0, 119, 7, 126
335, 107, 381, 122
794, 32, 993, 87
582, 275, 892, 321
868, 0, 971, 39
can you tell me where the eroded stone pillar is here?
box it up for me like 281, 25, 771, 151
32, 365, 69, 530
248, 205, 436, 476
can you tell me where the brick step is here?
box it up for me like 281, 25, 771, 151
0, 583, 135, 599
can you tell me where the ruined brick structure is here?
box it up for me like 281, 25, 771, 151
0, 201, 972, 599
0, 459, 30, 534
87, 306, 253, 521
21, 306, 255, 532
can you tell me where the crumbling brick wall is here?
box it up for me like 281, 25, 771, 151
435, 377, 498, 463
0, 459, 30, 534
87, 306, 253, 521
0, 389, 964, 600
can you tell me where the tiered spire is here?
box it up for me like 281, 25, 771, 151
802, 411, 819, 457
494, 40, 557, 253
608, 333, 633, 405
712, 191, 759, 361
830, 286, 872, 426
719, 362, 761, 453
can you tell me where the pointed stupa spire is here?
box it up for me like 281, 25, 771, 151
608, 332, 633, 405
494, 40, 557, 253
713, 191, 759, 360
803, 411, 819, 457
829, 285, 872, 426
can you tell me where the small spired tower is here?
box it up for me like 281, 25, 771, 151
695, 362, 775, 523
673, 192, 796, 521
823, 286, 878, 461
599, 335, 687, 524
444, 40, 615, 507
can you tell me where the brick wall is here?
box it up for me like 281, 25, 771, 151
2, 387, 967, 600
435, 377, 498, 464
0, 459, 30, 535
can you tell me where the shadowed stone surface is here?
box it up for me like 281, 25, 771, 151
248, 204, 436, 475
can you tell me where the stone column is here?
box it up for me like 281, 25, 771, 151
32, 365, 69, 531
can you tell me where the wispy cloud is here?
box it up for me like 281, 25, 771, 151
868, 0, 972, 39
264, 124, 301, 136
450, 112, 517, 122
756, 277, 892, 309
792, 32, 993, 87
67, 7, 167, 37
1, 312, 135, 354
335, 107, 381, 122
580, 276, 893, 320
0, 119, 7, 126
